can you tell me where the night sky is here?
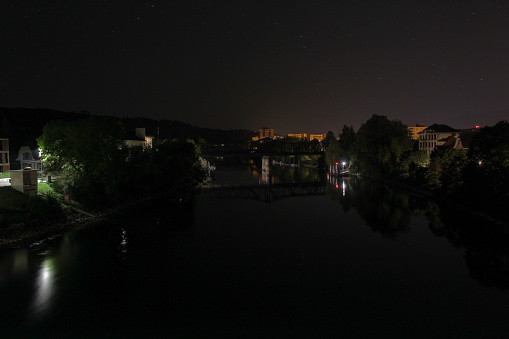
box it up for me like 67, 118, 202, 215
2, 1, 509, 135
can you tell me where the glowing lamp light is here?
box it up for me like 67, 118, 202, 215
335, 162, 339, 166
475, 125, 480, 129
335, 183, 339, 189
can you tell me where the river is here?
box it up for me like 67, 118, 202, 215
1, 161, 508, 338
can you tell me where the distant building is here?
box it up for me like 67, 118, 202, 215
125, 128, 154, 148
309, 134, 327, 142
16, 146, 43, 175
418, 124, 459, 154
288, 133, 307, 140
259, 127, 274, 139
408, 124, 427, 140
0, 138, 9, 173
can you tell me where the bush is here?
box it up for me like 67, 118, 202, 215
26, 194, 65, 224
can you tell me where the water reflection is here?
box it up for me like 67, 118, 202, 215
327, 176, 509, 289
0, 165, 508, 337
31, 258, 55, 316
427, 204, 509, 289
119, 228, 128, 260
0, 249, 32, 284
327, 176, 428, 238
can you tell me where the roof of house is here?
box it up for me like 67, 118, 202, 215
16, 146, 40, 161
422, 123, 458, 133
441, 136, 457, 147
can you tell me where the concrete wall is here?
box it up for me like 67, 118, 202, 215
10, 169, 38, 195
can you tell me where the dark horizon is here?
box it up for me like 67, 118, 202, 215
2, 1, 508, 134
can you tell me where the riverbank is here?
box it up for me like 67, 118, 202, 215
355, 173, 509, 231
0, 211, 100, 250
0, 183, 200, 251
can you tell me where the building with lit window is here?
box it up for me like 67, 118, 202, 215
259, 127, 274, 139
124, 128, 154, 149
288, 133, 307, 140
309, 134, 326, 142
16, 146, 43, 175
408, 124, 427, 140
418, 124, 459, 154
0, 138, 9, 173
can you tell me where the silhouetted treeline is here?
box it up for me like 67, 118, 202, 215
324, 114, 509, 222
0, 107, 256, 162
38, 117, 206, 208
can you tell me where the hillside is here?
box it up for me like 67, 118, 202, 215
0, 107, 256, 163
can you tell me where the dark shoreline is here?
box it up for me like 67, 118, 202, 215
371, 174, 509, 230
0, 184, 200, 251
0, 211, 102, 251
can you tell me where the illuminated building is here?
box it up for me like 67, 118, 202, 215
418, 124, 459, 154
408, 124, 427, 140
0, 138, 9, 173
260, 127, 274, 139
288, 133, 307, 140
124, 128, 153, 148
310, 134, 326, 142
16, 146, 43, 175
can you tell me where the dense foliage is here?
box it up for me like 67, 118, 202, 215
325, 116, 509, 220
324, 115, 421, 178
38, 117, 205, 207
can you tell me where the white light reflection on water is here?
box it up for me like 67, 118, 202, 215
119, 228, 128, 260
30, 258, 55, 318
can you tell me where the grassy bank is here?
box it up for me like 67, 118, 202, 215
0, 186, 77, 249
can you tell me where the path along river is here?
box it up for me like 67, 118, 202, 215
1, 162, 508, 338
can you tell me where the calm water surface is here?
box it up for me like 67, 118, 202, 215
1, 164, 508, 338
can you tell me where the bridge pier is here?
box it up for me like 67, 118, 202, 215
262, 155, 270, 172
262, 155, 270, 185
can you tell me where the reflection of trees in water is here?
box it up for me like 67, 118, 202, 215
329, 177, 428, 238
270, 165, 324, 184
328, 177, 509, 288
431, 206, 509, 290
465, 247, 509, 290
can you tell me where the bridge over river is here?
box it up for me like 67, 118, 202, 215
200, 182, 327, 203
200, 141, 324, 157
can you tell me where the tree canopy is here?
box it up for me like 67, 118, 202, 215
38, 117, 204, 206
353, 115, 413, 177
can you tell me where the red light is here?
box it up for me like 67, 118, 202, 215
335, 162, 339, 165
475, 125, 480, 129
335, 183, 339, 189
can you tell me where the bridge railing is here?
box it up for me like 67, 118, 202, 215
201, 141, 324, 156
